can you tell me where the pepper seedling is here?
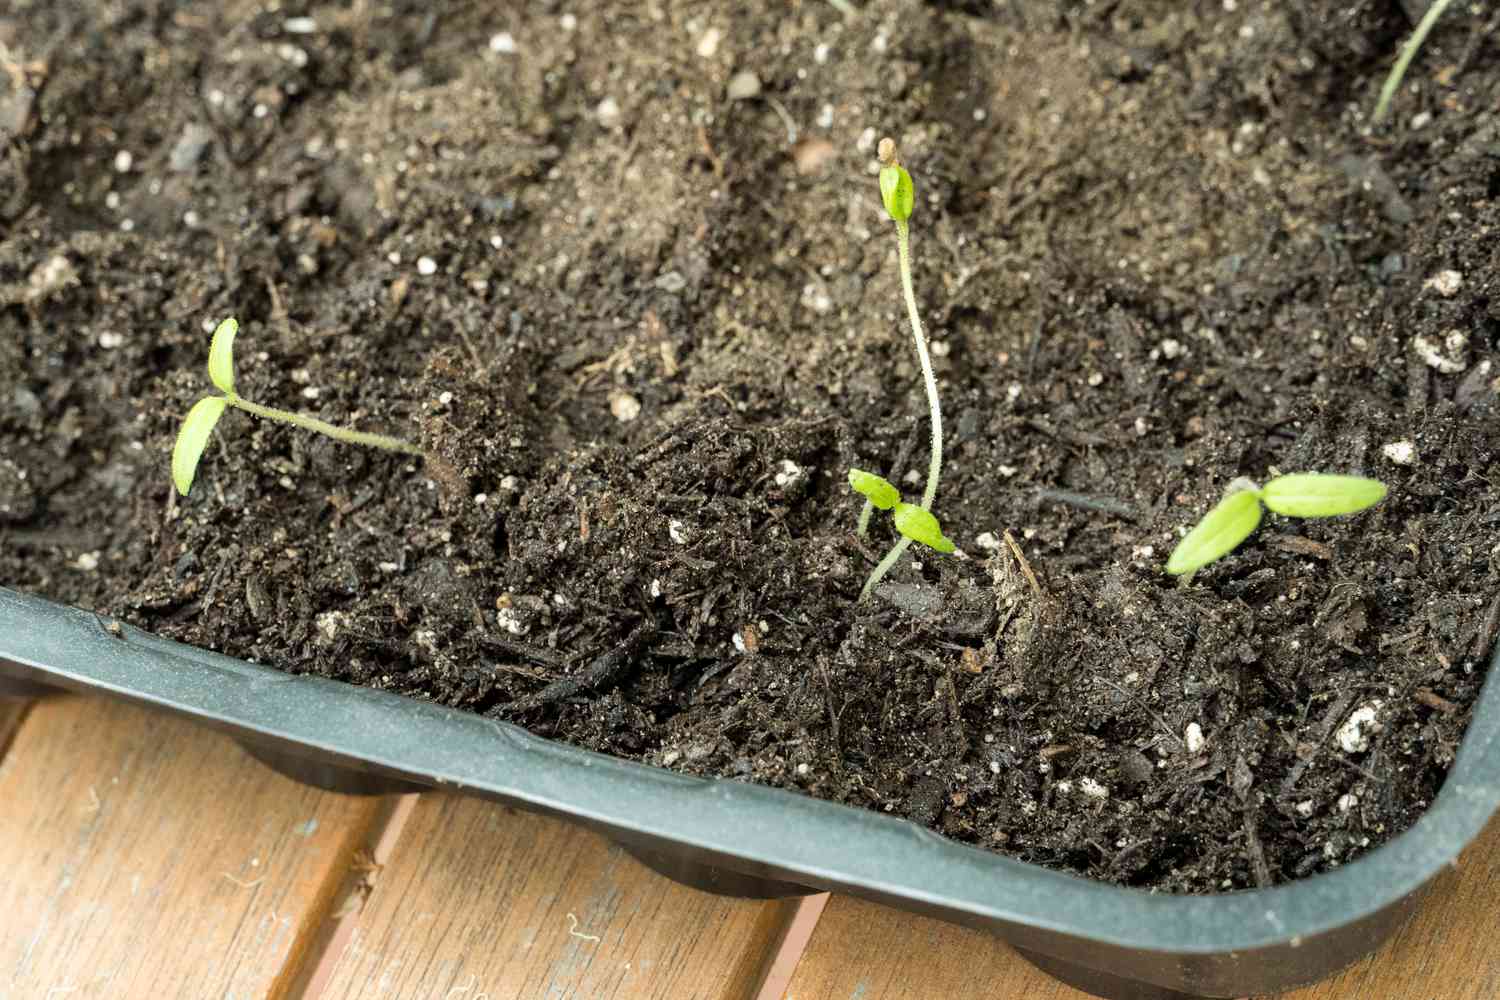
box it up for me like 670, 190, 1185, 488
848, 139, 952, 600
1166, 473, 1387, 576
849, 469, 955, 600
172, 317, 423, 496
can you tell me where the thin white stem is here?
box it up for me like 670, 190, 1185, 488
856, 500, 874, 538
895, 219, 942, 511
861, 536, 913, 602
228, 396, 423, 455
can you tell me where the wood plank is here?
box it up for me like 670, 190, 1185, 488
784, 815, 1500, 1000
320, 793, 802, 999
0, 696, 385, 999
1280, 812, 1500, 1000
0, 699, 28, 760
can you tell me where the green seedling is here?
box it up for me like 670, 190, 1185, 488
1374, 0, 1455, 123
849, 469, 955, 600
172, 317, 423, 496
849, 139, 951, 600
1166, 473, 1387, 576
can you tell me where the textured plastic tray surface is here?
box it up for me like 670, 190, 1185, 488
2, 586, 1497, 998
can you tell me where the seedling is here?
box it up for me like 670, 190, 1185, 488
849, 469, 954, 600
848, 139, 954, 601
172, 317, 423, 496
1166, 473, 1387, 576
1374, 0, 1455, 123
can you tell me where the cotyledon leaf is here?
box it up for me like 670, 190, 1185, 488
172, 396, 229, 496
207, 317, 238, 394
1166, 489, 1263, 575
1261, 473, 1387, 518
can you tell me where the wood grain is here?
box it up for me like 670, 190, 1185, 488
0, 696, 385, 999
320, 792, 802, 999
784, 815, 1500, 1000
0, 699, 28, 760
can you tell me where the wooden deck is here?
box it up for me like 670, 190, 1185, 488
1, 694, 1496, 999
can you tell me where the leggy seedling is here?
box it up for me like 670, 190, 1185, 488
1166, 473, 1387, 576
848, 140, 953, 600
172, 317, 423, 496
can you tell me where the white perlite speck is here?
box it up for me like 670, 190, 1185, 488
974, 532, 1002, 552
488, 32, 516, 54
1336, 703, 1383, 754
417, 256, 438, 276
1413, 329, 1469, 373
1185, 722, 1206, 754
1424, 270, 1462, 297
773, 459, 805, 488
668, 520, 689, 544
609, 392, 641, 422
1382, 440, 1417, 466
1078, 777, 1108, 800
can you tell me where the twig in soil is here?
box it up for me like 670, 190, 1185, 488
1092, 675, 1184, 749
477, 634, 569, 669
1468, 593, 1500, 663
1242, 809, 1272, 889
493, 620, 656, 713
1003, 531, 1043, 601
1034, 488, 1137, 520
1278, 690, 1359, 803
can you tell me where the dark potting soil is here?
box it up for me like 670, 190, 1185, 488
4, 1, 1499, 894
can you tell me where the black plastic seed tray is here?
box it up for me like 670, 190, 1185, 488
2, 585, 1496, 999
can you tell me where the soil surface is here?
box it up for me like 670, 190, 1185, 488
4, 1, 1500, 894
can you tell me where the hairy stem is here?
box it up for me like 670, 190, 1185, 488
895, 219, 942, 511
859, 218, 943, 601
861, 536, 913, 602
228, 396, 423, 455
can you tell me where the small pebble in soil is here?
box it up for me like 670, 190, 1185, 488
283, 16, 317, 34
1423, 270, 1462, 297
1382, 439, 1418, 466
596, 96, 621, 127
417, 256, 438, 276
696, 27, 721, 58
726, 71, 761, 101
113, 150, 132, 173
559, 13, 577, 31
1184, 721, 1206, 754
609, 392, 641, 422
1336, 702, 1383, 754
